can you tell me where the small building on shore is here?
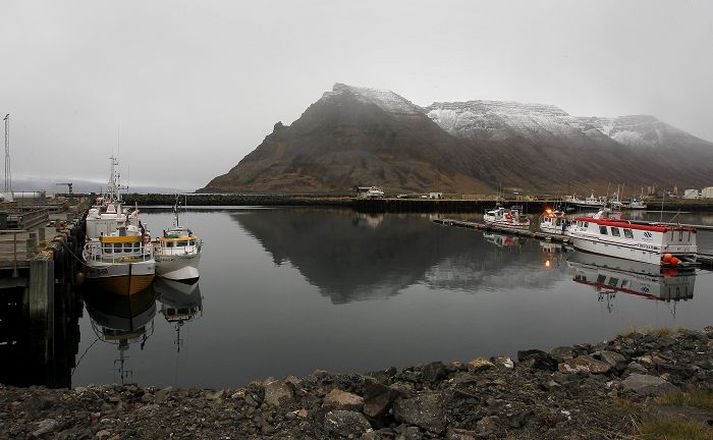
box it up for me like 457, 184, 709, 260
701, 187, 713, 199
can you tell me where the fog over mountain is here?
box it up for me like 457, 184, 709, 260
202, 84, 713, 194
1, 1, 711, 190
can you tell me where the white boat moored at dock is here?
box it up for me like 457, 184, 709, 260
484, 206, 530, 230
566, 209, 698, 266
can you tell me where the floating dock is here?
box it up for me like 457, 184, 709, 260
433, 218, 571, 243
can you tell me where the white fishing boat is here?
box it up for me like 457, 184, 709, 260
566, 193, 606, 209
483, 206, 530, 230
83, 225, 156, 295
86, 157, 140, 239
565, 209, 698, 266
539, 209, 568, 235
627, 198, 648, 210
154, 205, 202, 282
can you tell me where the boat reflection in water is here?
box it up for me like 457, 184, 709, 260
482, 232, 523, 248
567, 251, 695, 313
155, 278, 202, 352
83, 287, 158, 384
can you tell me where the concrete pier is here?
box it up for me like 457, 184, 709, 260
0, 197, 88, 387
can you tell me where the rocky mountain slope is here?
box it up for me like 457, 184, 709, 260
201, 84, 713, 194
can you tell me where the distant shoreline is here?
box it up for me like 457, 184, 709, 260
118, 193, 713, 213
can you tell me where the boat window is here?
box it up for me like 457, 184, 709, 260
678, 231, 683, 241
584, 222, 589, 228
687, 231, 691, 241
124, 243, 133, 253
599, 226, 608, 235
611, 227, 620, 237
189, 240, 195, 246
596, 274, 606, 284
166, 241, 174, 248
177, 240, 188, 247
623, 229, 633, 239
114, 243, 122, 251
104, 246, 112, 254
608, 277, 619, 287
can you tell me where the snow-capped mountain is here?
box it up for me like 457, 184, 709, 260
577, 115, 712, 151
201, 83, 713, 194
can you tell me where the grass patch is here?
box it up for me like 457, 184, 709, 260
656, 390, 713, 411
637, 416, 713, 440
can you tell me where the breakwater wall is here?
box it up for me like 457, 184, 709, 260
2, 327, 712, 438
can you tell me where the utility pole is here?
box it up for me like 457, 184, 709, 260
3, 114, 10, 193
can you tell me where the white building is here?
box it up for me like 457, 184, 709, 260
683, 189, 700, 199
428, 192, 443, 199
701, 187, 713, 199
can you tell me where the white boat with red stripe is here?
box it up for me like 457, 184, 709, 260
566, 209, 698, 267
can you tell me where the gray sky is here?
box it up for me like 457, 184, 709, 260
1, 0, 712, 191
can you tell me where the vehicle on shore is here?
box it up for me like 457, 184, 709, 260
566, 208, 698, 266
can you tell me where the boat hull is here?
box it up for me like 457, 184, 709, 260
569, 235, 663, 265
484, 219, 530, 230
156, 253, 201, 282
85, 260, 156, 295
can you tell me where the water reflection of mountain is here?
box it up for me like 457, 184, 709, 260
232, 210, 568, 303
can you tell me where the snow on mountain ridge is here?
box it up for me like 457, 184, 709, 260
424, 100, 588, 142
322, 83, 423, 116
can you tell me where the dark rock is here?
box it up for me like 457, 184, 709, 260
475, 415, 499, 436
263, 380, 294, 407
31, 418, 58, 437
393, 393, 447, 434
363, 382, 400, 419
446, 428, 477, 439
558, 355, 612, 374
324, 410, 373, 438
621, 374, 679, 396
518, 349, 557, 371
549, 346, 575, 363
323, 388, 364, 411
421, 362, 449, 383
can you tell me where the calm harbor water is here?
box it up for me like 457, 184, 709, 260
71, 208, 713, 388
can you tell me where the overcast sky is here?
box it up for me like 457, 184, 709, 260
1, 0, 711, 191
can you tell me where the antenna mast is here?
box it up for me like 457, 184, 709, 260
3, 114, 11, 193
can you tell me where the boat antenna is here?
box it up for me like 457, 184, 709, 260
660, 188, 665, 222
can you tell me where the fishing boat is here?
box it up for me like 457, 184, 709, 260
565, 193, 606, 209
565, 209, 698, 266
86, 157, 140, 239
627, 198, 647, 210
154, 205, 202, 282
82, 224, 156, 295
483, 206, 530, 230
539, 209, 568, 235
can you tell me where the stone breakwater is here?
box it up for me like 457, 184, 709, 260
2, 328, 712, 439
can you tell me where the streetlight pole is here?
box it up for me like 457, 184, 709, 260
3, 114, 10, 194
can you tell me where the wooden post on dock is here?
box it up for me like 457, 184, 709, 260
25, 258, 55, 370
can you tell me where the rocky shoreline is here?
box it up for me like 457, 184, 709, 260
2, 328, 712, 439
